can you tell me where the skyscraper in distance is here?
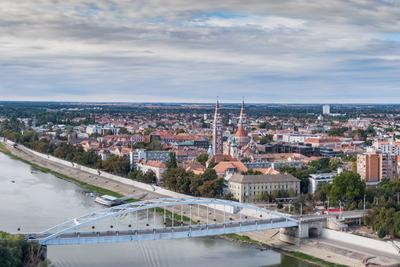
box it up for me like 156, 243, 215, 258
322, 104, 330, 115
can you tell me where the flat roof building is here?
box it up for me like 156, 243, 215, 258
308, 172, 337, 194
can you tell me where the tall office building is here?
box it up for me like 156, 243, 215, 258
212, 99, 223, 156
322, 104, 330, 115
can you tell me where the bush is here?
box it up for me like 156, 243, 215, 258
377, 227, 387, 239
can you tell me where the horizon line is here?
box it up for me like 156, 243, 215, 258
0, 100, 399, 106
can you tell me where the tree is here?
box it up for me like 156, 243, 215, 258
196, 153, 208, 166
0, 231, 46, 267
198, 178, 224, 197
201, 168, 217, 181
142, 170, 157, 184
241, 169, 263, 175
166, 152, 177, 169
241, 157, 251, 163
328, 171, 365, 206
308, 158, 330, 172
314, 183, 331, 202
255, 192, 269, 202
78, 149, 101, 168
189, 175, 203, 196
146, 139, 162, 150
259, 134, 273, 145
33, 139, 49, 153
329, 158, 341, 170
175, 129, 186, 134
118, 127, 130, 134
17, 130, 38, 148
163, 167, 188, 192
377, 227, 387, 239
258, 122, 270, 129
101, 155, 130, 175
328, 127, 349, 137
53, 142, 76, 160
279, 165, 310, 194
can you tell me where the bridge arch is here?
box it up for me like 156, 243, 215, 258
308, 227, 320, 238
33, 197, 298, 245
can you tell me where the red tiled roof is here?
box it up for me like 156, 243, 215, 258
214, 161, 248, 174
140, 160, 166, 168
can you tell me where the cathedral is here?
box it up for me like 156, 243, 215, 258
211, 99, 254, 162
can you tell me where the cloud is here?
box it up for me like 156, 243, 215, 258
188, 14, 306, 31
0, 0, 399, 102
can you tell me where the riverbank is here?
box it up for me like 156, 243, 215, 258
222, 234, 350, 267
0, 143, 123, 198
0, 142, 385, 267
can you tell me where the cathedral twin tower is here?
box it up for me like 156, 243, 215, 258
212, 99, 249, 158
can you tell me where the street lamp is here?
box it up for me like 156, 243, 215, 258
300, 202, 303, 217
363, 194, 366, 211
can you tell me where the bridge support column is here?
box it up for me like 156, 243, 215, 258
297, 223, 301, 246
279, 227, 300, 244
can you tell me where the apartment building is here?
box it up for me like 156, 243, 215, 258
373, 140, 400, 155
357, 153, 398, 183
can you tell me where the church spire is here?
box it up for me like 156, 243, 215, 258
238, 98, 245, 126
212, 98, 223, 156
236, 98, 249, 147
215, 97, 220, 115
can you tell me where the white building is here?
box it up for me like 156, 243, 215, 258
86, 125, 102, 135
308, 172, 337, 194
322, 104, 330, 115
274, 131, 321, 143
228, 173, 300, 203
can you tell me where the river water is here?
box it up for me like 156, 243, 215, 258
0, 152, 314, 267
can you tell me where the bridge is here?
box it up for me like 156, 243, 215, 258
27, 197, 299, 246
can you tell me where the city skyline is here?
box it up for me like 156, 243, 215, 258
1, 1, 400, 103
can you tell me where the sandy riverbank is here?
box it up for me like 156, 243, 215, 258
2, 143, 400, 266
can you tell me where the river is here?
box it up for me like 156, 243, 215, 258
0, 152, 314, 267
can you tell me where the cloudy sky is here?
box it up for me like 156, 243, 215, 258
1, 0, 400, 103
